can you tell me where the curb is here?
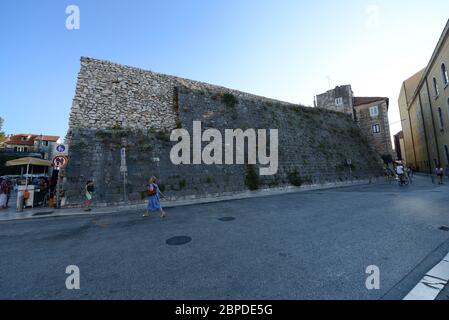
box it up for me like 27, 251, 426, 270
403, 253, 449, 300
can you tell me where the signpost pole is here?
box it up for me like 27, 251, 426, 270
56, 168, 62, 209
120, 147, 128, 204
347, 159, 352, 181
52, 143, 69, 209
123, 172, 127, 204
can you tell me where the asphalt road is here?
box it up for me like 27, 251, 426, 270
1, 175, 449, 300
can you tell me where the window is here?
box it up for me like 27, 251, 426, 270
433, 77, 440, 97
369, 105, 379, 117
438, 107, 444, 129
335, 97, 343, 106
372, 124, 381, 133
442, 63, 449, 86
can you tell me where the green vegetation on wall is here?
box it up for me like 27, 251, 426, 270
245, 165, 260, 190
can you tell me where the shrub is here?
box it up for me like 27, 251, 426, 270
222, 93, 238, 107
155, 131, 171, 142
111, 123, 123, 130
381, 154, 393, 165
288, 169, 303, 187
245, 165, 260, 190
179, 179, 187, 189
141, 143, 153, 153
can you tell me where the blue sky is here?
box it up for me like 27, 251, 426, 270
1, 0, 449, 140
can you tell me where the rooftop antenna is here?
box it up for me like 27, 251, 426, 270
326, 76, 332, 89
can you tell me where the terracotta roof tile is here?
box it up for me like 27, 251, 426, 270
5, 134, 60, 146
353, 97, 388, 107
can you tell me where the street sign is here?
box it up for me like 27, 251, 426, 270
56, 144, 66, 153
346, 159, 352, 166
54, 143, 69, 157
120, 148, 127, 173
121, 148, 126, 164
52, 155, 69, 168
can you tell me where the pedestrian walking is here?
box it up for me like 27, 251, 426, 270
0, 179, 8, 209
5, 180, 12, 208
143, 176, 166, 219
84, 180, 95, 212
436, 165, 444, 185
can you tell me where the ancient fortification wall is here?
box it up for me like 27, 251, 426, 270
63, 57, 384, 207
69, 57, 295, 132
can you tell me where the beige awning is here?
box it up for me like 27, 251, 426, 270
5, 157, 52, 167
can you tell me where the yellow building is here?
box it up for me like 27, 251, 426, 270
398, 19, 449, 172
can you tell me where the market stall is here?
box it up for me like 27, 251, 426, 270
5, 157, 52, 209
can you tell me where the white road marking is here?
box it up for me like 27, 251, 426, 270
427, 261, 449, 282
403, 254, 449, 300
443, 253, 449, 262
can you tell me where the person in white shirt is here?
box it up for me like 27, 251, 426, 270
396, 165, 404, 176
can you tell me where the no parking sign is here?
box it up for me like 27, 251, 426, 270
52, 155, 69, 169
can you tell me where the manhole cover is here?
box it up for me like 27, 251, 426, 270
166, 236, 192, 246
32, 211, 55, 217
279, 253, 288, 258
439, 226, 449, 232
218, 217, 235, 222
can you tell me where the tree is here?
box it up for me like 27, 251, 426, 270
381, 154, 393, 165
0, 116, 4, 137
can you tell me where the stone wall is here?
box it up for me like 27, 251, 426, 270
63, 58, 384, 207
69, 57, 297, 132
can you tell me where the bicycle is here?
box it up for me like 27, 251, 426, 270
398, 174, 409, 186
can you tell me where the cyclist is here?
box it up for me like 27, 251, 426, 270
396, 163, 406, 186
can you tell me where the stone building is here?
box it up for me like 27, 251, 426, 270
398, 19, 449, 172
315, 85, 354, 118
393, 131, 406, 163
315, 86, 393, 158
62, 57, 384, 207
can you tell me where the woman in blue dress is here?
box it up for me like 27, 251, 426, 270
143, 176, 166, 218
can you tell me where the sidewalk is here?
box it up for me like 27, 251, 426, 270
0, 176, 386, 223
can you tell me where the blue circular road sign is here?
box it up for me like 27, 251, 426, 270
56, 145, 66, 153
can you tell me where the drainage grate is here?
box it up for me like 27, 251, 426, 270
32, 211, 55, 217
439, 226, 449, 232
166, 236, 192, 246
218, 217, 236, 222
